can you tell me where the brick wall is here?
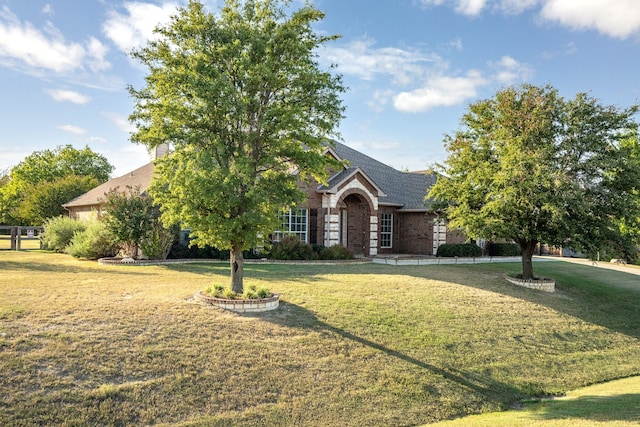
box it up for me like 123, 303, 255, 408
299, 179, 324, 245
397, 212, 434, 255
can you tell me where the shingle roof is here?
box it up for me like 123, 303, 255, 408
62, 142, 437, 211
62, 162, 154, 208
325, 141, 436, 210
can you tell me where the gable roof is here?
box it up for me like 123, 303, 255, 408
326, 141, 436, 210
62, 162, 154, 208
319, 166, 386, 197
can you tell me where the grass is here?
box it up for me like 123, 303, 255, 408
428, 376, 640, 426
0, 252, 639, 426
0, 238, 41, 250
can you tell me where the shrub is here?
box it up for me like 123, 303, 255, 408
139, 224, 177, 260
41, 216, 86, 252
168, 242, 223, 259
320, 244, 354, 260
270, 235, 317, 260
486, 242, 521, 256
256, 287, 271, 298
204, 283, 270, 300
221, 288, 238, 300
204, 284, 225, 298
436, 243, 482, 257
311, 244, 326, 256
242, 284, 271, 299
66, 221, 119, 259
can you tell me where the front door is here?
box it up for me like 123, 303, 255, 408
343, 194, 369, 257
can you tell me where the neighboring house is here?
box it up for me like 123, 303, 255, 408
62, 142, 465, 256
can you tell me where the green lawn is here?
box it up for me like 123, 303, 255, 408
429, 375, 640, 426
1, 252, 639, 426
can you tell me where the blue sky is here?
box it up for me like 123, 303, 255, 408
1, 0, 639, 176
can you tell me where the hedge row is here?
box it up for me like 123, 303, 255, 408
486, 242, 521, 256
436, 243, 482, 257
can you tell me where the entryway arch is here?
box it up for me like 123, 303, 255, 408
338, 193, 371, 257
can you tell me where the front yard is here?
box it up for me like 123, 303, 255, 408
1, 251, 639, 426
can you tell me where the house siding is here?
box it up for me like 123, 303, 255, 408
397, 212, 433, 255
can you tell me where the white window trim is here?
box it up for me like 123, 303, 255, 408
380, 213, 393, 248
274, 208, 309, 243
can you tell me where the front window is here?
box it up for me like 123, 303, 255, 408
380, 213, 393, 248
273, 208, 308, 243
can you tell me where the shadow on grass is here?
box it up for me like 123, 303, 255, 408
166, 259, 640, 342
264, 301, 528, 405
527, 393, 640, 423
0, 259, 155, 275
160, 261, 331, 283
418, 261, 640, 341
241, 260, 640, 342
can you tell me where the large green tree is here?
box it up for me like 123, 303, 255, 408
0, 145, 113, 225
14, 175, 100, 226
429, 84, 640, 279
129, 0, 345, 292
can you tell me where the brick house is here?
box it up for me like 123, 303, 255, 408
282, 141, 465, 256
63, 142, 465, 256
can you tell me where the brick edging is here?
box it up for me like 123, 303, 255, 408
194, 291, 280, 313
504, 274, 555, 292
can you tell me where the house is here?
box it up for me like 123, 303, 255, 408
63, 142, 465, 256
62, 145, 168, 220
62, 162, 154, 220
287, 142, 465, 256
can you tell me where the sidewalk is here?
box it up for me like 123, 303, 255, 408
535, 255, 640, 276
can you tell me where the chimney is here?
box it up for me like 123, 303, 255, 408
151, 143, 170, 161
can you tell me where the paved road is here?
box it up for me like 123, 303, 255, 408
535, 255, 640, 277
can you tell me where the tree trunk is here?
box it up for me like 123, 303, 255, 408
230, 244, 244, 294
520, 240, 538, 280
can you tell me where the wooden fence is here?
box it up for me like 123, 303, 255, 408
0, 226, 44, 250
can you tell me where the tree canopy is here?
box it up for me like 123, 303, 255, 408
428, 84, 640, 279
129, 0, 345, 292
0, 145, 113, 225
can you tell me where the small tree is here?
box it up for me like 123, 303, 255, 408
130, 0, 345, 292
101, 186, 155, 259
429, 84, 640, 279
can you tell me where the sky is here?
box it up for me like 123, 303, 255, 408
1, 0, 640, 177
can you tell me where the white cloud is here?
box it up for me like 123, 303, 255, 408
454, 0, 488, 16
0, 6, 110, 74
540, 0, 640, 39
418, 0, 640, 39
86, 37, 111, 72
490, 55, 533, 84
419, 0, 539, 15
103, 112, 136, 133
88, 136, 108, 144
497, 0, 540, 14
418, 0, 489, 16
323, 37, 443, 86
102, 2, 178, 53
42, 5, 54, 16
57, 124, 86, 135
541, 41, 577, 60
46, 89, 91, 104
448, 38, 464, 51
393, 70, 488, 112
366, 89, 395, 112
